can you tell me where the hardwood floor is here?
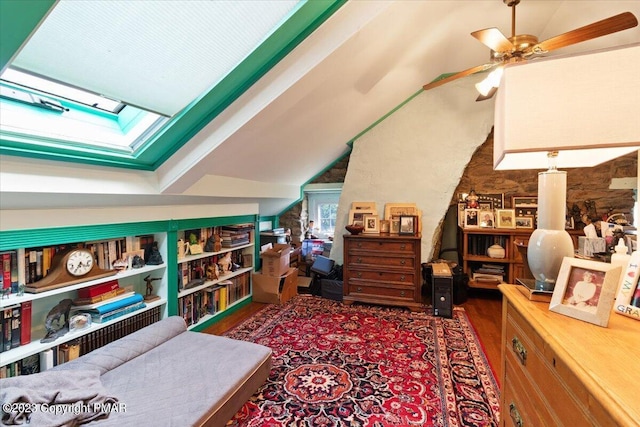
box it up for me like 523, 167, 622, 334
203, 289, 504, 379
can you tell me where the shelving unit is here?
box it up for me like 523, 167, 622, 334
173, 219, 256, 332
459, 227, 581, 289
0, 222, 169, 370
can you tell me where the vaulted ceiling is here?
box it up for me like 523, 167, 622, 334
1, 1, 639, 216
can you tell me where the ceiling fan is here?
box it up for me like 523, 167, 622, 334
423, 0, 638, 101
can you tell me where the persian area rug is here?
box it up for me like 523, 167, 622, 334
224, 295, 500, 427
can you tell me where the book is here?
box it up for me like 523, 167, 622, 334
40, 349, 54, 371
72, 287, 127, 306
77, 279, 120, 299
91, 301, 146, 323
2, 306, 13, 351
516, 278, 553, 302
80, 293, 144, 315
10, 304, 21, 348
20, 353, 40, 375
1, 251, 11, 289
20, 301, 32, 346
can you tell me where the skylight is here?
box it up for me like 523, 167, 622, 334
0, 0, 346, 169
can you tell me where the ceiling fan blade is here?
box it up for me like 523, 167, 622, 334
476, 86, 498, 102
423, 63, 494, 91
471, 28, 515, 53
527, 12, 638, 54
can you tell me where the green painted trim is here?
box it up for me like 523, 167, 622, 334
170, 214, 258, 231
189, 297, 253, 332
0, 0, 347, 170
0, 220, 170, 251
0, 0, 55, 71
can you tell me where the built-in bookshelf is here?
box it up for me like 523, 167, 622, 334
175, 222, 255, 331
0, 221, 169, 375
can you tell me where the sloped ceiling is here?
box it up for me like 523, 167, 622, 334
2, 1, 639, 216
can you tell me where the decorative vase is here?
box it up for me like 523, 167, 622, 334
487, 244, 505, 259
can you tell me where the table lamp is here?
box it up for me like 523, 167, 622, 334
493, 43, 640, 291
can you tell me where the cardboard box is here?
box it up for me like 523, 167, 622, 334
260, 243, 291, 277
252, 267, 298, 304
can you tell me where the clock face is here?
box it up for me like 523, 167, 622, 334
66, 249, 95, 277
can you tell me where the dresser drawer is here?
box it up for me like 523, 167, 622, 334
347, 239, 416, 253
506, 306, 592, 426
348, 282, 415, 300
347, 254, 416, 270
347, 269, 415, 284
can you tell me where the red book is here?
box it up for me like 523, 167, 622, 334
20, 301, 32, 346
1, 252, 11, 289
77, 280, 119, 299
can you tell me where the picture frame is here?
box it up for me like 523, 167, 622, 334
384, 203, 418, 220
495, 209, 516, 229
363, 214, 380, 234
478, 193, 504, 209
464, 209, 479, 228
550, 258, 622, 327
478, 201, 494, 211
457, 202, 466, 227
348, 209, 376, 227
479, 210, 494, 228
399, 215, 417, 235
565, 217, 575, 230
390, 217, 401, 234
515, 216, 534, 229
613, 251, 640, 321
352, 201, 377, 211
511, 195, 538, 209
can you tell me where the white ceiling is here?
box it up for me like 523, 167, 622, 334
2, 1, 639, 216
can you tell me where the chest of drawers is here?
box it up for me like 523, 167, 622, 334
499, 284, 640, 426
343, 233, 422, 311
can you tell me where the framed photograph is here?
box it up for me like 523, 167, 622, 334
478, 201, 494, 211
511, 195, 538, 209
550, 258, 622, 327
613, 251, 640, 321
352, 201, 377, 211
399, 215, 417, 235
349, 209, 376, 227
495, 209, 516, 229
384, 203, 418, 220
479, 210, 494, 228
363, 214, 380, 234
479, 193, 504, 209
515, 216, 534, 229
565, 217, 575, 230
464, 209, 479, 228
390, 217, 401, 234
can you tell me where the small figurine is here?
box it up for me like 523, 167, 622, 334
206, 263, 219, 280
143, 275, 161, 302
41, 299, 73, 343
131, 255, 145, 269
145, 242, 163, 265
218, 252, 232, 272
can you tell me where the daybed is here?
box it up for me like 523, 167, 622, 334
1, 316, 272, 426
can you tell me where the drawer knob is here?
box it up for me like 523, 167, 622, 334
357, 242, 362, 248
400, 260, 406, 265
357, 272, 362, 278
401, 291, 406, 296
509, 403, 523, 427
400, 244, 406, 250
357, 257, 362, 263
400, 275, 405, 281
511, 337, 527, 366
357, 287, 362, 292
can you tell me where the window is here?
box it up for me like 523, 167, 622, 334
306, 185, 342, 239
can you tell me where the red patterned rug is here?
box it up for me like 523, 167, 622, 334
224, 295, 500, 426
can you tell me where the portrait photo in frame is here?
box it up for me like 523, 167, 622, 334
349, 209, 376, 227
363, 214, 380, 234
549, 257, 622, 327
390, 217, 401, 234
495, 209, 516, 229
479, 210, 494, 228
515, 216, 534, 229
464, 209, 479, 228
399, 215, 417, 235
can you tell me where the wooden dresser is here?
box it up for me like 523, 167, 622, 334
343, 233, 422, 311
499, 284, 640, 426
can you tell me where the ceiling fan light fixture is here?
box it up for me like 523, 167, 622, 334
475, 67, 503, 96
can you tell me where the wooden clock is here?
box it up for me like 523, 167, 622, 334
25, 247, 117, 293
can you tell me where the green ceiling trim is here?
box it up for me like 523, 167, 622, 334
0, 0, 346, 170
0, 0, 55, 72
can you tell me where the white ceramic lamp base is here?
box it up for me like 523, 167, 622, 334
527, 228, 575, 291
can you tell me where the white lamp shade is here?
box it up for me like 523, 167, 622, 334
494, 43, 640, 170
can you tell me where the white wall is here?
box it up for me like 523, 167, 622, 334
332, 76, 495, 264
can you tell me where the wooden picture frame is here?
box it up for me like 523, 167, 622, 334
384, 203, 418, 220
613, 251, 640, 321
515, 216, 534, 229
399, 215, 417, 235
495, 209, 516, 229
349, 209, 376, 227
478, 201, 494, 211
457, 202, 466, 227
390, 217, 401, 234
464, 209, 479, 228
550, 258, 622, 327
351, 201, 377, 211
511, 195, 538, 209
363, 214, 380, 234
479, 210, 494, 228
479, 193, 504, 209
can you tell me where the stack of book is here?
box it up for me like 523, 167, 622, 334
472, 264, 505, 284
220, 225, 253, 248
72, 281, 145, 323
